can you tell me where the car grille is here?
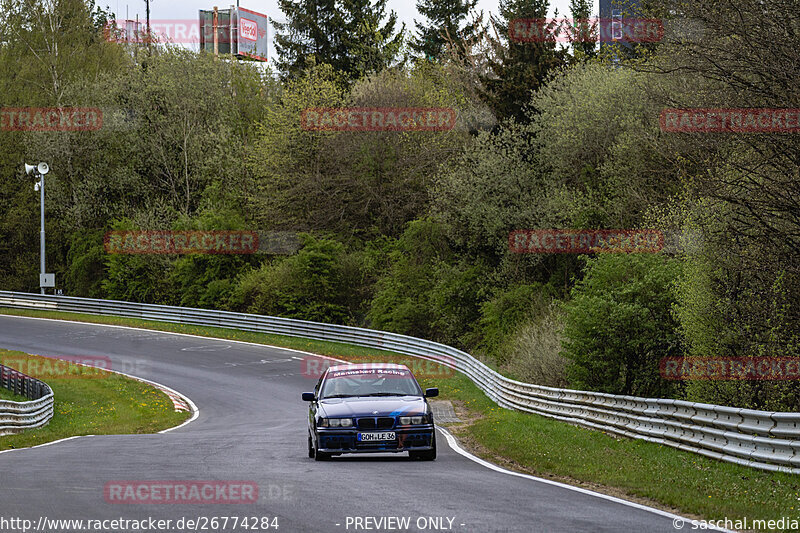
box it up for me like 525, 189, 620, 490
356, 417, 395, 430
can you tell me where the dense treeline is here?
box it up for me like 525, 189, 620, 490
1, 0, 798, 411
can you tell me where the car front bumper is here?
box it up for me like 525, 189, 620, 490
315, 425, 435, 453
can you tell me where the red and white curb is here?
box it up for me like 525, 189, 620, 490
159, 387, 191, 413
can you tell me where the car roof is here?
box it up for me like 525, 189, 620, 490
326, 362, 410, 373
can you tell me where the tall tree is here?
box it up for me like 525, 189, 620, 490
272, 0, 344, 78
412, 0, 483, 61
0, 0, 125, 292
272, 0, 403, 80
568, 0, 596, 59
0, 0, 122, 106
339, 0, 404, 78
479, 0, 566, 123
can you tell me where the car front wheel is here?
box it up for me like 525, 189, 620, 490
409, 433, 436, 461
312, 435, 332, 461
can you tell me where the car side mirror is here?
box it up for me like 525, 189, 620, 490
302, 392, 316, 402
424, 388, 439, 398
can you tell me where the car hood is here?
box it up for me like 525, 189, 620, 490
318, 396, 427, 418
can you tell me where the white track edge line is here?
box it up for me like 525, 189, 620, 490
436, 427, 734, 532
0, 434, 89, 455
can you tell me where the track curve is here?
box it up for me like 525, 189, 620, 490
0, 315, 704, 532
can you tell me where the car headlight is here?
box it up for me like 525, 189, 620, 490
319, 418, 353, 428
399, 415, 428, 425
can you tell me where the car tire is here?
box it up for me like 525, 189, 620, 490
311, 434, 332, 461
409, 433, 437, 461
314, 450, 332, 461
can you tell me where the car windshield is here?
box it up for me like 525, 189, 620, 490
320, 368, 422, 399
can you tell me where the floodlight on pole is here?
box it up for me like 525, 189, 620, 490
24, 162, 54, 294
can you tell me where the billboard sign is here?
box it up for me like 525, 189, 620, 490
198, 6, 268, 61
234, 7, 268, 61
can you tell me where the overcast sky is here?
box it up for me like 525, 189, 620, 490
110, 0, 599, 62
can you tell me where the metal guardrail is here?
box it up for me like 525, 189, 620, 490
0, 361, 54, 436
0, 290, 797, 473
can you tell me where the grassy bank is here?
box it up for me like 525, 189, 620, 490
0, 307, 795, 523
0, 386, 28, 402
0, 348, 190, 450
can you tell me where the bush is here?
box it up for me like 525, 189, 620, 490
101, 220, 177, 305
367, 218, 488, 346
367, 218, 451, 339
64, 229, 107, 297
168, 210, 258, 310
561, 253, 683, 397
501, 303, 568, 387
674, 217, 800, 411
475, 283, 555, 362
230, 235, 366, 324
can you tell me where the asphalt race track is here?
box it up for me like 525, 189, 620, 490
0, 315, 705, 532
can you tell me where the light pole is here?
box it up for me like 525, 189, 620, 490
24, 162, 53, 295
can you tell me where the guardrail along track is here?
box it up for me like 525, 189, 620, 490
1, 290, 797, 473
0, 361, 54, 436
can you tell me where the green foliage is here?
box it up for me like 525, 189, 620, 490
500, 302, 568, 386
101, 220, 176, 304
529, 62, 677, 228
367, 219, 450, 338
339, 0, 405, 79
561, 253, 682, 397
476, 283, 554, 360
230, 235, 366, 324
412, 0, 483, 60
0, 0, 128, 291
480, 0, 567, 123
367, 218, 488, 346
568, 0, 596, 59
433, 62, 676, 269
273, 0, 342, 79
670, 200, 800, 411
247, 61, 477, 238
64, 229, 106, 297
273, 0, 403, 80
168, 210, 259, 310
0, 0, 127, 106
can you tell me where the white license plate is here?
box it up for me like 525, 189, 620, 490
358, 432, 396, 442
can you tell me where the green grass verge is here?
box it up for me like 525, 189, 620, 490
0, 349, 190, 450
0, 386, 28, 402
0, 307, 796, 521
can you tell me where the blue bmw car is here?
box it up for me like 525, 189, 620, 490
302, 363, 438, 461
